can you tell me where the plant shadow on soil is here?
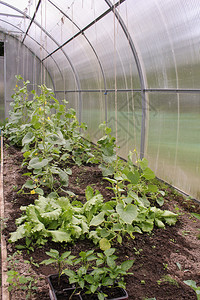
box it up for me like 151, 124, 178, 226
2, 141, 200, 300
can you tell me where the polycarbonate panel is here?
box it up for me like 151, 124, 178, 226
23, 35, 49, 60
34, 1, 79, 52
45, 50, 77, 91
81, 92, 105, 141
107, 91, 142, 159
4, 34, 53, 118
64, 92, 79, 116
85, 12, 141, 90
119, 0, 200, 89
62, 34, 105, 90
50, 0, 108, 29
146, 92, 200, 199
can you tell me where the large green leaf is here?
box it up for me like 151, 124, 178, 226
29, 157, 49, 169
99, 238, 111, 250
142, 167, 155, 180
116, 203, 138, 224
22, 131, 35, 146
58, 169, 69, 187
23, 180, 35, 189
48, 230, 72, 243
126, 171, 140, 185
90, 212, 105, 226
9, 224, 26, 242
139, 219, 154, 232
85, 185, 94, 201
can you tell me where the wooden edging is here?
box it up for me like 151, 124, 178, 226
0, 135, 10, 300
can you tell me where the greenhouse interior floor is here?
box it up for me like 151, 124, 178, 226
1, 140, 200, 300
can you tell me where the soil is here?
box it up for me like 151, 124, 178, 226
2, 140, 200, 300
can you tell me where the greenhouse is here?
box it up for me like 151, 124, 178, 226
0, 1, 200, 300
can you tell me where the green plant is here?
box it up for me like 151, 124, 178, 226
41, 249, 75, 285
9, 186, 105, 246
184, 280, 200, 300
94, 122, 117, 177
63, 248, 134, 300
162, 263, 169, 270
7, 252, 38, 299
3, 78, 94, 196
15, 237, 34, 253
157, 275, 178, 286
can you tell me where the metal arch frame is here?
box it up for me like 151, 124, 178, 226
22, 0, 41, 44
0, 18, 63, 85
104, 0, 147, 160
42, 0, 125, 61
0, 0, 82, 115
47, 0, 108, 123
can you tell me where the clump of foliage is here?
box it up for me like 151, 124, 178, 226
3, 76, 180, 298
42, 248, 134, 300
4, 75, 92, 196
7, 251, 38, 299
5, 77, 178, 250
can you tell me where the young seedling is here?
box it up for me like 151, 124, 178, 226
41, 249, 75, 286
63, 248, 134, 300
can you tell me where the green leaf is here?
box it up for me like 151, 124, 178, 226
116, 203, 138, 224
99, 164, 114, 177
148, 184, 158, 193
155, 219, 165, 228
85, 185, 94, 201
98, 292, 105, 300
31, 115, 41, 129
142, 167, 155, 180
138, 158, 149, 170
9, 224, 26, 242
183, 280, 198, 289
99, 238, 111, 251
106, 256, 116, 269
22, 131, 34, 146
90, 212, 105, 226
29, 157, 49, 169
191, 213, 200, 220
102, 153, 116, 164
35, 187, 44, 195
23, 180, 35, 189
156, 197, 164, 206
139, 219, 154, 232
121, 260, 134, 271
48, 230, 72, 243
117, 235, 122, 244
104, 248, 116, 257
58, 169, 69, 187
126, 171, 140, 184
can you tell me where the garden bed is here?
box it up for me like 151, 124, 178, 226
2, 140, 200, 300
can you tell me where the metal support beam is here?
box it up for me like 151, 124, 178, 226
42, 0, 126, 61
47, 0, 108, 123
104, 0, 147, 159
22, 0, 41, 44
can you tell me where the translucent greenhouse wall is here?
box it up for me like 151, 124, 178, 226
0, 33, 53, 120
0, 0, 200, 200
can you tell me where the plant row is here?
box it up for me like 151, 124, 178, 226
3, 76, 179, 299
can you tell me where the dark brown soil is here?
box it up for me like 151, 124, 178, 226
2, 140, 200, 300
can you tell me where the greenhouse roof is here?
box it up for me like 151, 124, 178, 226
0, 0, 200, 200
